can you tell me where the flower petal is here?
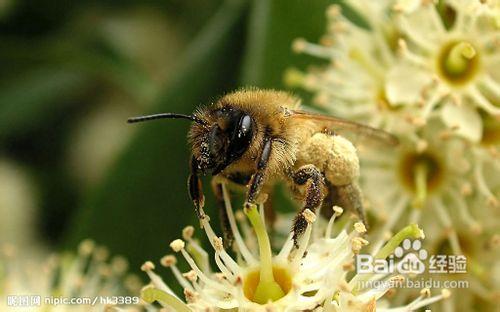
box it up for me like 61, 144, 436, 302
386, 64, 431, 106
441, 102, 483, 142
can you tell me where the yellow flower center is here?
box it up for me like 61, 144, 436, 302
243, 265, 292, 304
481, 113, 500, 146
398, 151, 445, 207
437, 40, 480, 86
242, 204, 291, 304
434, 233, 473, 258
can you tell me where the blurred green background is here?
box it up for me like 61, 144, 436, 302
0, 0, 356, 290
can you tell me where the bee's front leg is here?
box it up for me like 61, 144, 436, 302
291, 164, 326, 247
211, 178, 234, 248
245, 137, 273, 207
188, 156, 205, 219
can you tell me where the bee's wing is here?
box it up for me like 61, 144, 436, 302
289, 110, 399, 146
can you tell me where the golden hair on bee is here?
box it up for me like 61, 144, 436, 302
128, 88, 398, 246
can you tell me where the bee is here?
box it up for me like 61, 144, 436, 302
128, 89, 398, 246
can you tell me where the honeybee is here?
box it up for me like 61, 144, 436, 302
128, 89, 398, 246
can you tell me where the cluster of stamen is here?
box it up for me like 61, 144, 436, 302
139, 184, 450, 310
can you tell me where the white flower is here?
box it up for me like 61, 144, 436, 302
288, 3, 418, 135
0, 240, 141, 311
141, 185, 448, 311
393, 0, 500, 142
290, 0, 500, 143
424, 222, 500, 311
359, 119, 500, 309
361, 122, 485, 253
290, 0, 499, 254
290, 2, 500, 310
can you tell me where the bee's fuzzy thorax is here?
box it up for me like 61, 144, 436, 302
188, 89, 307, 176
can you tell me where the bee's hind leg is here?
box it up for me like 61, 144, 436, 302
291, 164, 327, 247
334, 183, 368, 228
211, 178, 234, 248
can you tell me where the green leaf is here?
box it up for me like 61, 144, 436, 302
0, 68, 88, 140
241, 0, 339, 88
1, 33, 160, 104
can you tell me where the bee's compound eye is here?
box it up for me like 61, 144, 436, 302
228, 115, 253, 160
239, 115, 252, 137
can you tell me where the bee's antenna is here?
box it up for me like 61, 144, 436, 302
127, 113, 206, 125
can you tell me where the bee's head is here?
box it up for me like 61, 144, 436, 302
127, 107, 254, 176
189, 106, 254, 175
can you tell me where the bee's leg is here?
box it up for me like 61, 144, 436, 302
211, 178, 234, 248
291, 164, 326, 247
188, 156, 204, 219
245, 137, 273, 206
334, 183, 368, 228
319, 180, 336, 219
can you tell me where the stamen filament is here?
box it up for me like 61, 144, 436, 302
245, 204, 273, 282
408, 289, 451, 310
180, 248, 231, 293
351, 224, 424, 291
222, 184, 256, 265
214, 253, 235, 281
325, 206, 343, 239
349, 48, 384, 80
142, 266, 173, 294
141, 287, 191, 312
276, 233, 294, 261
244, 204, 285, 303
186, 243, 210, 274
199, 216, 240, 274
170, 264, 194, 291
376, 224, 424, 260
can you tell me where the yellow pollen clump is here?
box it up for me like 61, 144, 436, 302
297, 133, 359, 186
